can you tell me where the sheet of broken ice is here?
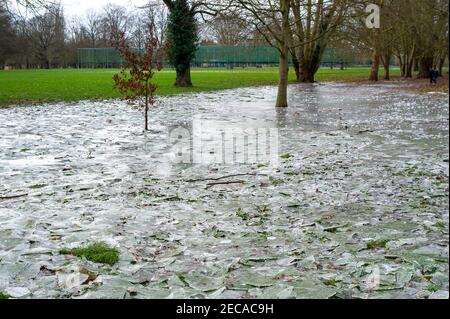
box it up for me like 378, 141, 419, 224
0, 82, 448, 299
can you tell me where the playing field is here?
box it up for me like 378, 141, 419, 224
0, 67, 398, 107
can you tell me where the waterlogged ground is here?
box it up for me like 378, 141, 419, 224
0, 82, 448, 299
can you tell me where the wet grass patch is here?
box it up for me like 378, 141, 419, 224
60, 242, 119, 266
269, 176, 284, 186
433, 222, 447, 229
236, 206, 270, 224
366, 239, 390, 250
0, 292, 10, 299
236, 208, 250, 221
203, 226, 227, 239
323, 278, 340, 287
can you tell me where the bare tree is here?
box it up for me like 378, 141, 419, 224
234, 0, 291, 108
0, 3, 17, 68
373, 0, 448, 80
140, 1, 168, 48
27, 3, 65, 68
103, 3, 130, 47
130, 5, 168, 51
289, 0, 354, 83
345, 0, 410, 81
84, 9, 100, 48
204, 12, 251, 45
414, 0, 449, 78
1, 0, 48, 14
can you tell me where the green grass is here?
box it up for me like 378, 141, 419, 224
0, 292, 10, 299
60, 242, 119, 266
0, 67, 397, 107
236, 208, 250, 221
366, 239, 390, 250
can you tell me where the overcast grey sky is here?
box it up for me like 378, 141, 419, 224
61, 0, 148, 16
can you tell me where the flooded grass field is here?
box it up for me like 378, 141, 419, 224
0, 82, 448, 299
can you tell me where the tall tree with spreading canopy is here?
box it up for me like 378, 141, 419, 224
414, 0, 449, 79
103, 4, 130, 47
289, 0, 353, 83
204, 12, 251, 45
27, 3, 65, 69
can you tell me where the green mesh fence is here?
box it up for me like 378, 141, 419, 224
78, 48, 124, 68
78, 46, 350, 68
194, 45, 280, 66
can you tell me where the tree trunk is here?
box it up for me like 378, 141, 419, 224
291, 54, 301, 82
175, 64, 192, 87
144, 93, 149, 131
369, 50, 380, 81
299, 53, 317, 82
382, 53, 391, 80
276, 51, 289, 108
299, 45, 322, 83
397, 56, 405, 77
418, 56, 433, 79
438, 56, 446, 76
405, 59, 413, 78
300, 67, 316, 83
383, 63, 390, 80
413, 58, 419, 72
275, 0, 290, 108
401, 45, 416, 78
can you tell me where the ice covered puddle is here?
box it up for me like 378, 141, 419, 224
0, 83, 448, 299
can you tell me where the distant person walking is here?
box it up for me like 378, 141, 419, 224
430, 69, 438, 84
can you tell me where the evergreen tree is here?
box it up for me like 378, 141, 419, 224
164, 0, 198, 87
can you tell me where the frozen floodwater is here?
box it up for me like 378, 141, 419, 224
0, 82, 448, 299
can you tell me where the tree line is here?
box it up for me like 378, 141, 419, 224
0, 0, 261, 70
1, 0, 449, 108
0, 1, 168, 69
